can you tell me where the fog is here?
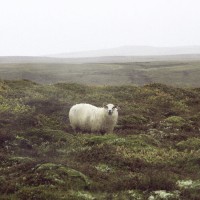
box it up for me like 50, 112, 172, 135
0, 0, 200, 56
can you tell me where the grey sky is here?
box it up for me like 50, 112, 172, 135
0, 0, 200, 56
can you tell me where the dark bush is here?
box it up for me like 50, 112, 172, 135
0, 130, 14, 146
16, 186, 59, 200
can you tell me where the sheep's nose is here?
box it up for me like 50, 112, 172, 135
108, 110, 112, 115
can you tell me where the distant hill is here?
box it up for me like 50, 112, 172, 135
49, 45, 200, 58
1, 54, 200, 64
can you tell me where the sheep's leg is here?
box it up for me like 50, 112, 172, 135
70, 125, 78, 134
100, 130, 106, 135
106, 127, 114, 134
74, 127, 84, 134
71, 128, 76, 134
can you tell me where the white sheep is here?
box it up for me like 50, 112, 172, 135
69, 103, 119, 134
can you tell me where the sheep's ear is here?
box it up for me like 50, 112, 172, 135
114, 105, 120, 110
103, 103, 107, 108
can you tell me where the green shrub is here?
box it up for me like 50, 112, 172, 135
25, 163, 90, 190
176, 138, 200, 151
0, 95, 32, 115
164, 116, 185, 126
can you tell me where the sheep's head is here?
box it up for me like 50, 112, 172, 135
103, 103, 119, 116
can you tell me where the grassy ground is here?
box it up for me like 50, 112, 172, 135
0, 61, 200, 87
1, 80, 200, 199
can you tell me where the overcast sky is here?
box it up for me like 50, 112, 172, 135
0, 0, 200, 56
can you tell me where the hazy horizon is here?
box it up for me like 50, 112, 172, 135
0, 0, 200, 56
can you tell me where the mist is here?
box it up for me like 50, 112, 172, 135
0, 0, 200, 56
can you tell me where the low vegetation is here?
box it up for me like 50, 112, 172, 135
1, 80, 200, 199
1, 60, 200, 87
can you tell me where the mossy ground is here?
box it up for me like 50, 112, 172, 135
0, 80, 200, 199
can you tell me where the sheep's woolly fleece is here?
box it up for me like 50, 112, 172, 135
69, 103, 118, 133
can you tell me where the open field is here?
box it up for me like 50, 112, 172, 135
0, 57, 200, 87
1, 80, 200, 199
1, 55, 200, 199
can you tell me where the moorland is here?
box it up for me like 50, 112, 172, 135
0, 56, 200, 87
1, 78, 200, 199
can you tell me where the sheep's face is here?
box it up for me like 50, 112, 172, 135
104, 104, 117, 116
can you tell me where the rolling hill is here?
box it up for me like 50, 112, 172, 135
1, 46, 200, 87
49, 45, 200, 58
0, 56, 200, 87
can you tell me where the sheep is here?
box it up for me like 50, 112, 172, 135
69, 103, 119, 134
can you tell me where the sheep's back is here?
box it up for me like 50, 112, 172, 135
69, 104, 102, 131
